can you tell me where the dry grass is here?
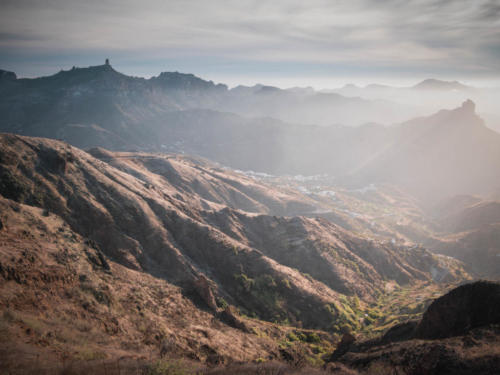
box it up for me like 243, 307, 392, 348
0, 135, 482, 375
0, 357, 360, 375
0, 198, 290, 369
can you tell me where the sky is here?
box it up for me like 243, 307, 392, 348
1, 0, 499, 89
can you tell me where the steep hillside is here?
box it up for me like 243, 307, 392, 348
86, 147, 318, 217
0, 134, 467, 330
230, 170, 499, 280
0, 197, 281, 365
439, 200, 500, 233
427, 226, 500, 278
421, 198, 500, 278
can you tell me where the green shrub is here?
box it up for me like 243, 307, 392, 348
216, 297, 228, 309
280, 278, 291, 289
234, 273, 254, 292
297, 332, 308, 341
306, 333, 321, 343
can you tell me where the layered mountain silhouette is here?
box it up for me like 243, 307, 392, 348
336, 78, 472, 93
0, 61, 411, 138
1, 62, 499, 373
330, 78, 500, 137
412, 78, 472, 91
1, 63, 499, 202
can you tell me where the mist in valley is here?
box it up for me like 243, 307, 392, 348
1, 1, 500, 374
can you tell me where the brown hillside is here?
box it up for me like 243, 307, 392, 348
0, 134, 466, 326
0, 133, 475, 372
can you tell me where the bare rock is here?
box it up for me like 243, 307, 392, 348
193, 274, 218, 311
219, 306, 250, 333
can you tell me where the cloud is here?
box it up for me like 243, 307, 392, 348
0, 0, 499, 81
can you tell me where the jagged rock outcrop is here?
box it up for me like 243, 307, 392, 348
348, 100, 500, 201
0, 70, 16, 81
193, 274, 218, 311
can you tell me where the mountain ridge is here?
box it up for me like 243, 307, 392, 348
0, 133, 468, 328
0, 61, 431, 129
2, 61, 500, 202
412, 78, 472, 91
2, 63, 500, 210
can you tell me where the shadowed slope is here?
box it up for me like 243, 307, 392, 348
0, 133, 467, 330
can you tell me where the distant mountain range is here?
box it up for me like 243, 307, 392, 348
0, 61, 416, 129
1, 62, 500, 202
412, 78, 472, 91
1, 63, 499, 372
339, 78, 473, 92
330, 78, 500, 135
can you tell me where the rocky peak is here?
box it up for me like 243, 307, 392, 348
444, 98, 481, 127
461, 99, 476, 114
40, 61, 130, 89
0, 69, 17, 81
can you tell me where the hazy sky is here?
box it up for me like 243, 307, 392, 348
1, 0, 499, 88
